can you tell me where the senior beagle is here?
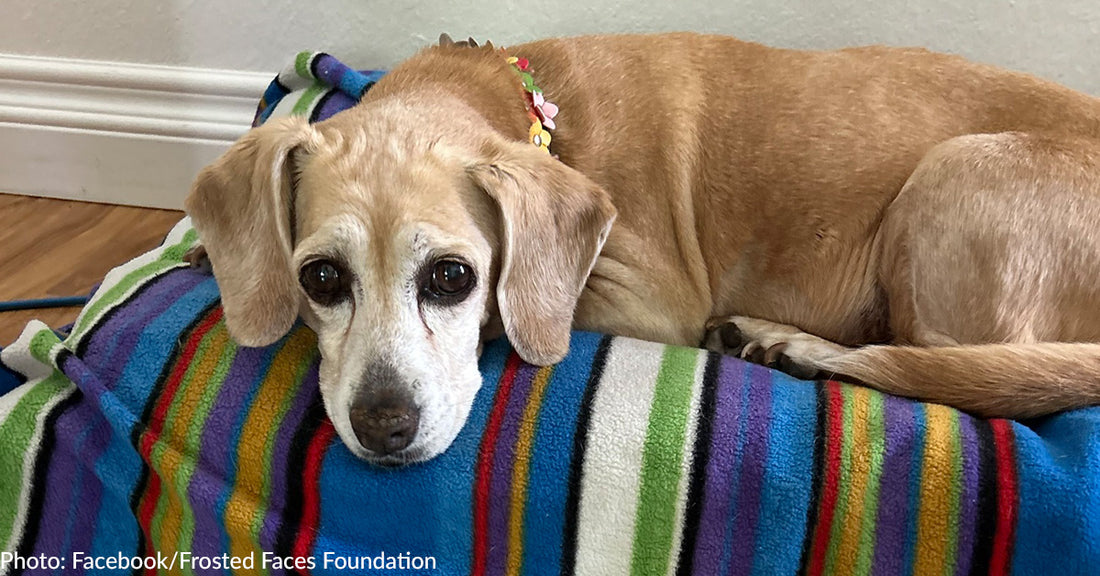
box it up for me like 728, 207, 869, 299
186, 33, 1100, 465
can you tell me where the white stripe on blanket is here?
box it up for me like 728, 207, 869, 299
0, 375, 75, 559
573, 338, 664, 575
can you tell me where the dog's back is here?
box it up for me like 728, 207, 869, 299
505, 33, 1100, 347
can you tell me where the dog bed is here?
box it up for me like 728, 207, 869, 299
2, 51, 1100, 576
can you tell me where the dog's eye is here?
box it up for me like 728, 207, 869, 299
426, 259, 475, 301
300, 259, 350, 305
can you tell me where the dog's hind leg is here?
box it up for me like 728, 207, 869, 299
712, 132, 1100, 418
878, 131, 1100, 347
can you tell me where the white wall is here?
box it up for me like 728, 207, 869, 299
0, 0, 1097, 208
4, 0, 1098, 94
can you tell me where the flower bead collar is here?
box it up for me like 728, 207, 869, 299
505, 54, 559, 154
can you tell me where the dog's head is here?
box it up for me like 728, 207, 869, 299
185, 102, 615, 465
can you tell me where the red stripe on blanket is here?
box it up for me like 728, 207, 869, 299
806, 381, 845, 576
293, 418, 336, 576
989, 419, 1018, 576
136, 306, 223, 573
472, 353, 522, 576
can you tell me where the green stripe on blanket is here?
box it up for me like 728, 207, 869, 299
632, 346, 698, 576
0, 371, 73, 551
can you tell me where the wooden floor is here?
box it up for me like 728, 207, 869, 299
0, 194, 183, 344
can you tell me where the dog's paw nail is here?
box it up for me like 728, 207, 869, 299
763, 342, 789, 366
742, 341, 767, 364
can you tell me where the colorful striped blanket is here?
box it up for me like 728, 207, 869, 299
251, 52, 386, 127
2, 50, 1100, 575
3, 220, 1100, 576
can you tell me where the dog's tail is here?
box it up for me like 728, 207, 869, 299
816, 342, 1100, 419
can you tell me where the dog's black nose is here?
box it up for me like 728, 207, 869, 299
349, 389, 420, 456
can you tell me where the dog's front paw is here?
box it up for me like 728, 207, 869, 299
703, 316, 822, 380
184, 244, 212, 274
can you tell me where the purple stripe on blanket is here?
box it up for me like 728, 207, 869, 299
871, 395, 918, 574
99, 273, 203, 366
189, 344, 275, 561
30, 396, 112, 560
487, 361, 538, 575
726, 366, 773, 576
41, 274, 218, 562
213, 341, 286, 557
313, 92, 359, 123
311, 54, 347, 84
83, 271, 207, 391
691, 358, 745, 574
718, 365, 754, 573
66, 418, 112, 565
260, 363, 321, 552
954, 413, 980, 576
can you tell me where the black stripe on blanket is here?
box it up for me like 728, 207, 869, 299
308, 90, 337, 123
0, 355, 28, 387
559, 334, 613, 576
969, 419, 998, 576
10, 350, 82, 576
273, 74, 290, 94
674, 351, 722, 576
308, 53, 328, 79
274, 388, 328, 561
796, 381, 829, 576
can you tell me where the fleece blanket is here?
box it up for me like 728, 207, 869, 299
1, 51, 1100, 576
250, 52, 386, 127
4, 223, 1100, 576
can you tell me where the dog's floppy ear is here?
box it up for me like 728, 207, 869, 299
468, 140, 617, 365
184, 116, 318, 347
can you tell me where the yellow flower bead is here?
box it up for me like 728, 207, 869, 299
528, 121, 551, 152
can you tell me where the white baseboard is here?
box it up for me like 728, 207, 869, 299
0, 54, 271, 209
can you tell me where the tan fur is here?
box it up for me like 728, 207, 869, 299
814, 132, 1100, 417
188, 33, 1100, 461
467, 137, 616, 365
185, 117, 321, 346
